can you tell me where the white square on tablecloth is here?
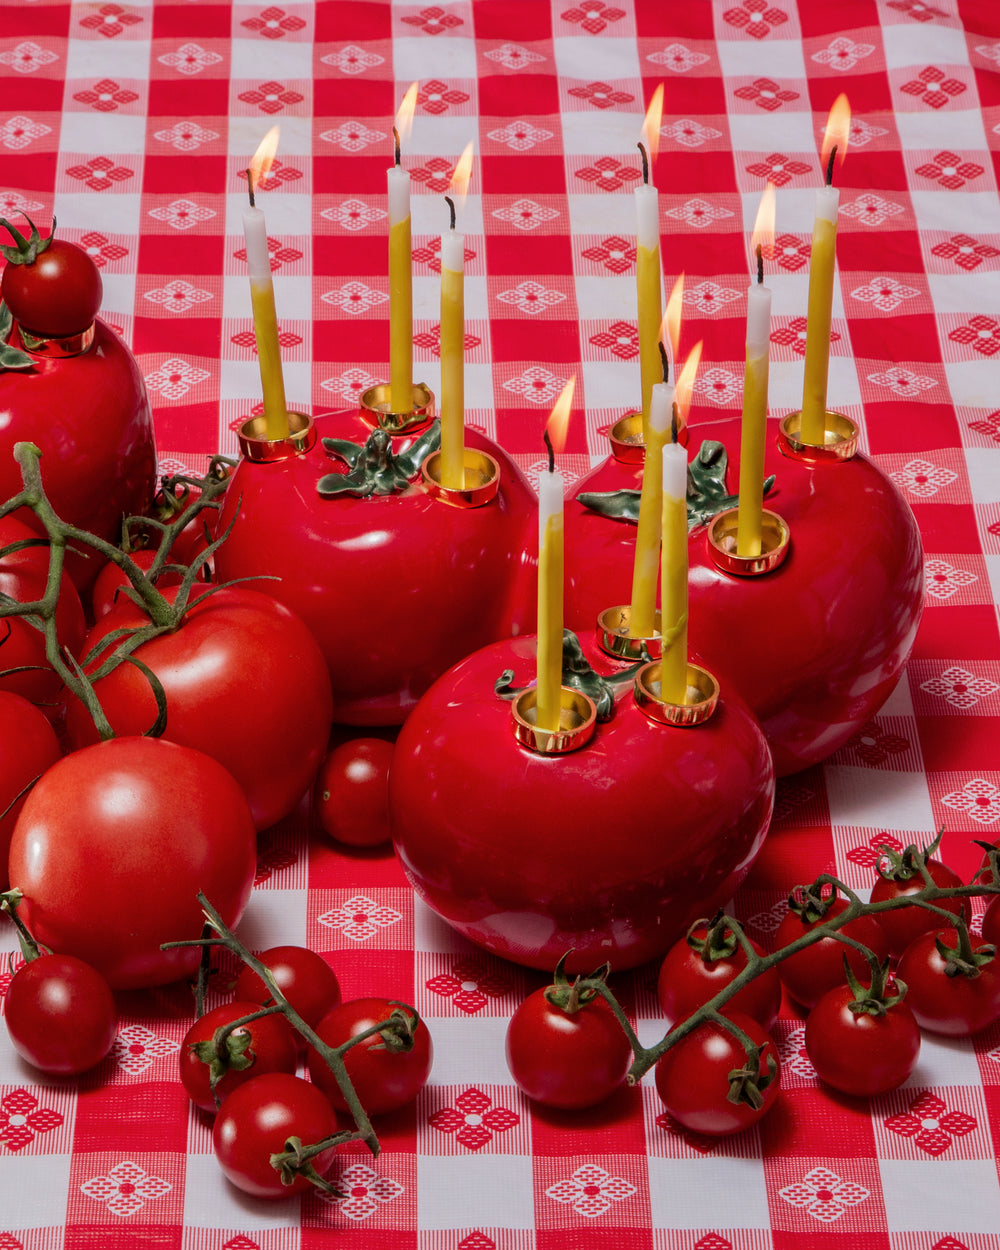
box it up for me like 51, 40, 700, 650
229, 34, 313, 81
0, 1152, 71, 1228
574, 275, 639, 322
896, 107, 989, 154
183, 1150, 305, 1231
727, 112, 820, 164
647, 1155, 771, 1230
233, 888, 308, 950
881, 20, 971, 71
53, 191, 143, 238
984, 554, 1000, 607
879, 1158, 1000, 1233
417, 1152, 535, 1229
64, 36, 152, 82
421, 1017, 514, 1087
566, 190, 635, 238
900, 1033, 985, 1090
392, 35, 479, 82
59, 110, 147, 158
912, 191, 1000, 237
945, 359, 1000, 410
559, 109, 640, 158
964, 449, 1000, 505
552, 35, 640, 85
825, 766, 936, 834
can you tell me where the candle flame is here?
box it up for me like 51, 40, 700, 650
640, 84, 665, 165
395, 81, 419, 148
545, 375, 576, 456
674, 341, 703, 432
750, 183, 776, 262
448, 141, 475, 211
821, 93, 851, 174
664, 272, 684, 362
249, 126, 280, 193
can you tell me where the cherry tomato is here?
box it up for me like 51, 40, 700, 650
896, 926, 1000, 1036
4, 953, 117, 1074
773, 895, 889, 1010
1, 228, 102, 337
234, 946, 341, 1033
871, 855, 969, 957
63, 585, 333, 831
654, 1011, 780, 1137
657, 920, 781, 1032
505, 984, 632, 1109
307, 998, 432, 1117
8, 736, 257, 989
179, 1001, 298, 1111
981, 894, 1000, 948
0, 691, 60, 890
314, 738, 394, 847
212, 1073, 338, 1199
804, 985, 920, 1095
90, 548, 185, 620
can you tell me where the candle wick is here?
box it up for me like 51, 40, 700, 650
543, 429, 555, 474
393, 126, 401, 168
670, 402, 679, 445
825, 144, 837, 187
658, 340, 670, 385
445, 195, 456, 231
637, 141, 649, 186
245, 169, 255, 209
756, 244, 764, 285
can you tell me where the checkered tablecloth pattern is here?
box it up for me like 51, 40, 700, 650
2, 0, 1000, 1246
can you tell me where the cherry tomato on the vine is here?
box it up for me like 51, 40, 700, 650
1, 224, 102, 338
314, 737, 394, 848
505, 983, 633, 1110
657, 920, 781, 1032
234, 946, 341, 1034
0, 691, 60, 890
179, 1001, 298, 1111
212, 1073, 338, 1199
870, 854, 969, 957
654, 1011, 780, 1137
981, 894, 1000, 949
307, 998, 432, 1117
4, 953, 117, 1075
804, 984, 920, 1096
896, 926, 1000, 1036
773, 894, 889, 1010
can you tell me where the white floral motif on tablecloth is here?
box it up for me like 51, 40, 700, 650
940, 778, 1000, 824
661, 119, 722, 147
648, 44, 711, 73
489, 121, 553, 151
546, 1164, 637, 1217
144, 358, 211, 401
153, 121, 219, 151
685, 281, 741, 314
321, 282, 389, 314
0, 42, 59, 73
158, 44, 223, 75
0, 1090, 63, 1153
321, 367, 383, 402
884, 1091, 977, 1155
80, 1160, 171, 1217
144, 280, 213, 314
844, 117, 889, 147
0, 117, 50, 150
811, 37, 876, 72
693, 368, 741, 406
867, 366, 937, 397
840, 194, 905, 227
664, 198, 734, 229
503, 367, 569, 405
924, 559, 977, 601
776, 1026, 816, 1080
321, 199, 387, 231
778, 1166, 869, 1222
492, 199, 559, 231
148, 199, 215, 230
320, 122, 385, 152
484, 43, 545, 70
920, 667, 999, 709
320, 45, 385, 74
890, 459, 958, 497
851, 277, 921, 312
324, 1163, 404, 1219
497, 281, 565, 315
317, 895, 402, 941
112, 1025, 180, 1076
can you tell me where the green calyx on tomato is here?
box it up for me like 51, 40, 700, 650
875, 825, 946, 883
841, 954, 906, 1019
686, 911, 743, 964
722, 1017, 779, 1111
0, 213, 54, 266
542, 951, 614, 1015
933, 924, 997, 979
786, 881, 840, 926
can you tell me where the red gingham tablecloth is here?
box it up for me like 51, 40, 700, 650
2, 1, 1000, 1246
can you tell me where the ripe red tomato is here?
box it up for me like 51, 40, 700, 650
212, 1073, 338, 1199
63, 585, 333, 831
654, 1011, 780, 1136
804, 985, 920, 1096
89, 548, 187, 620
1, 227, 102, 337
773, 894, 889, 1010
179, 1001, 298, 1111
982, 894, 1000, 948
0, 691, 60, 890
8, 736, 257, 989
4, 953, 117, 1074
871, 854, 969, 956
234, 946, 342, 1033
314, 737, 394, 847
657, 920, 781, 1032
896, 926, 1000, 1036
307, 998, 432, 1117
504, 984, 633, 1109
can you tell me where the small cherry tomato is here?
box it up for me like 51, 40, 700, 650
896, 926, 1000, 1036
212, 1073, 338, 1199
981, 894, 1000, 948
870, 845, 969, 957
4, 953, 117, 1074
307, 998, 432, 1117
804, 984, 920, 1096
314, 737, 394, 847
657, 917, 781, 1032
233, 946, 341, 1034
179, 1001, 298, 1111
505, 982, 633, 1109
1, 219, 103, 338
90, 548, 186, 620
0, 691, 60, 890
774, 891, 889, 1010
654, 1011, 780, 1137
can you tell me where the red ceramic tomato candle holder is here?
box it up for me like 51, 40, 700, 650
390, 632, 775, 973
213, 409, 537, 726
564, 411, 923, 776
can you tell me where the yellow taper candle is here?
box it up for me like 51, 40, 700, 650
635, 85, 664, 440
536, 377, 575, 733
388, 83, 418, 413
629, 376, 672, 637
439, 143, 474, 490
242, 127, 288, 440
660, 440, 689, 705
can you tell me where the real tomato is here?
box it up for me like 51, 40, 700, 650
4, 953, 117, 1075
773, 893, 889, 1010
871, 851, 969, 957
314, 737, 394, 847
654, 1011, 780, 1137
179, 1001, 298, 1111
896, 926, 1000, 1036
212, 1073, 338, 1199
804, 984, 920, 1096
307, 998, 432, 1117
1, 221, 102, 338
505, 983, 633, 1109
982, 894, 1000, 948
234, 946, 341, 1034
657, 919, 781, 1032
8, 736, 257, 989
0, 691, 60, 890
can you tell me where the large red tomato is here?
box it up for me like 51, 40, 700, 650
0, 690, 60, 889
8, 736, 257, 989
63, 585, 333, 831
213, 411, 537, 725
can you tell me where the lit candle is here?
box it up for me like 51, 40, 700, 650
737, 184, 776, 559
659, 440, 689, 705
800, 94, 851, 446
635, 84, 664, 441
536, 376, 575, 733
242, 126, 288, 440
388, 83, 418, 413
440, 142, 474, 490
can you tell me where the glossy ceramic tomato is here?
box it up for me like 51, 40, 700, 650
390, 633, 774, 972
0, 319, 156, 590
213, 411, 537, 725
564, 415, 923, 775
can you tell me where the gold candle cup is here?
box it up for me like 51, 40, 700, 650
595, 605, 663, 660
511, 687, 597, 754
420, 449, 500, 508
778, 411, 858, 463
237, 411, 316, 462
707, 507, 790, 577
360, 382, 435, 434
633, 660, 719, 727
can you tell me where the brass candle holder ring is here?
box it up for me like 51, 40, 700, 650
707, 507, 790, 577
778, 411, 858, 463
633, 660, 719, 727
420, 448, 500, 508
360, 382, 435, 434
18, 323, 96, 358
608, 413, 645, 464
595, 605, 662, 660
237, 411, 316, 463
511, 687, 597, 754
